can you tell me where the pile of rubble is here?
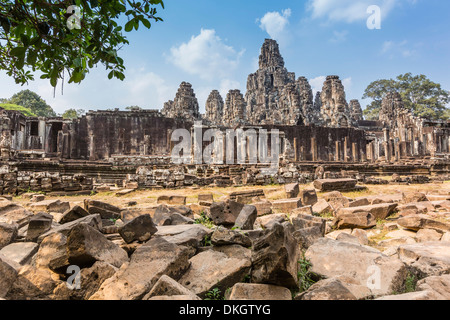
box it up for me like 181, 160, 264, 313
1, 179, 449, 300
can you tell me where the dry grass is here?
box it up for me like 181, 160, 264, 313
13, 181, 450, 210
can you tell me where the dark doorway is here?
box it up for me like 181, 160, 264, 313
50, 122, 63, 153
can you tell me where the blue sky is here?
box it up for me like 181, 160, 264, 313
0, 0, 449, 115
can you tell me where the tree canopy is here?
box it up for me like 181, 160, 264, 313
0, 0, 164, 87
363, 73, 450, 121
8, 89, 56, 117
62, 108, 85, 119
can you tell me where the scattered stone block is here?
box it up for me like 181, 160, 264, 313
306, 238, 407, 297
209, 200, 244, 226
251, 222, 299, 289
179, 246, 252, 298
284, 183, 299, 199
67, 223, 129, 268
398, 214, 450, 233
198, 194, 214, 206
334, 212, 377, 230
59, 205, 90, 224
29, 200, 70, 214
0, 222, 18, 249
211, 227, 252, 247
255, 213, 287, 230
143, 275, 200, 300
234, 205, 257, 230
30, 194, 45, 203
299, 189, 318, 206
226, 283, 292, 300
312, 199, 334, 216
118, 214, 158, 244
35, 232, 69, 272
415, 229, 443, 242
157, 195, 187, 206
253, 201, 273, 216
0, 254, 19, 298
323, 191, 349, 211
90, 238, 192, 300
85, 200, 121, 220
0, 201, 34, 228
337, 203, 398, 220
398, 242, 450, 277
0, 242, 39, 265
37, 214, 102, 243
313, 179, 357, 192
272, 198, 302, 212
26, 212, 53, 242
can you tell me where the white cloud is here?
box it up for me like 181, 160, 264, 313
122, 69, 174, 108
342, 77, 352, 91
219, 79, 242, 99
381, 40, 416, 58
307, 0, 402, 23
258, 9, 292, 42
168, 29, 244, 82
309, 76, 326, 96
329, 30, 348, 43
309, 75, 352, 97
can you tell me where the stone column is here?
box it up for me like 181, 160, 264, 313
352, 143, 358, 163
344, 137, 349, 162
394, 140, 400, 161
383, 129, 390, 162
335, 141, 341, 162
294, 138, 298, 162
311, 138, 317, 162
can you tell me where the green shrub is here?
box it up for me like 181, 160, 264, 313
0, 103, 37, 117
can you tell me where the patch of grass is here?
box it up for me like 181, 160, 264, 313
204, 288, 224, 300
194, 212, 216, 229
404, 273, 417, 293
297, 253, 317, 293
392, 272, 418, 295
200, 234, 212, 247
315, 211, 334, 220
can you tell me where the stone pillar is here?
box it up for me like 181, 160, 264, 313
335, 141, 341, 162
300, 146, 305, 161
368, 142, 375, 163
311, 138, 317, 162
294, 138, 298, 162
344, 137, 349, 162
394, 140, 400, 161
383, 129, 390, 162
352, 143, 358, 163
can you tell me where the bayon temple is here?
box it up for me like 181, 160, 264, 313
0, 39, 449, 194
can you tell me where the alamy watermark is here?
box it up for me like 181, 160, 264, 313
66, 265, 81, 290
171, 122, 280, 176
366, 265, 382, 291
67, 5, 81, 30
367, 5, 381, 30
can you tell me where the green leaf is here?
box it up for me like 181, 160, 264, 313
142, 19, 151, 29
124, 20, 134, 32
10, 47, 26, 58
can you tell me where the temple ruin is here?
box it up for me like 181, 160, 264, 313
0, 39, 448, 195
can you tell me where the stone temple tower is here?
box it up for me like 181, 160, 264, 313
319, 76, 351, 127
162, 82, 200, 121
245, 39, 314, 126
204, 90, 224, 125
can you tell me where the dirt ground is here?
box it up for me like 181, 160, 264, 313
14, 179, 450, 210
